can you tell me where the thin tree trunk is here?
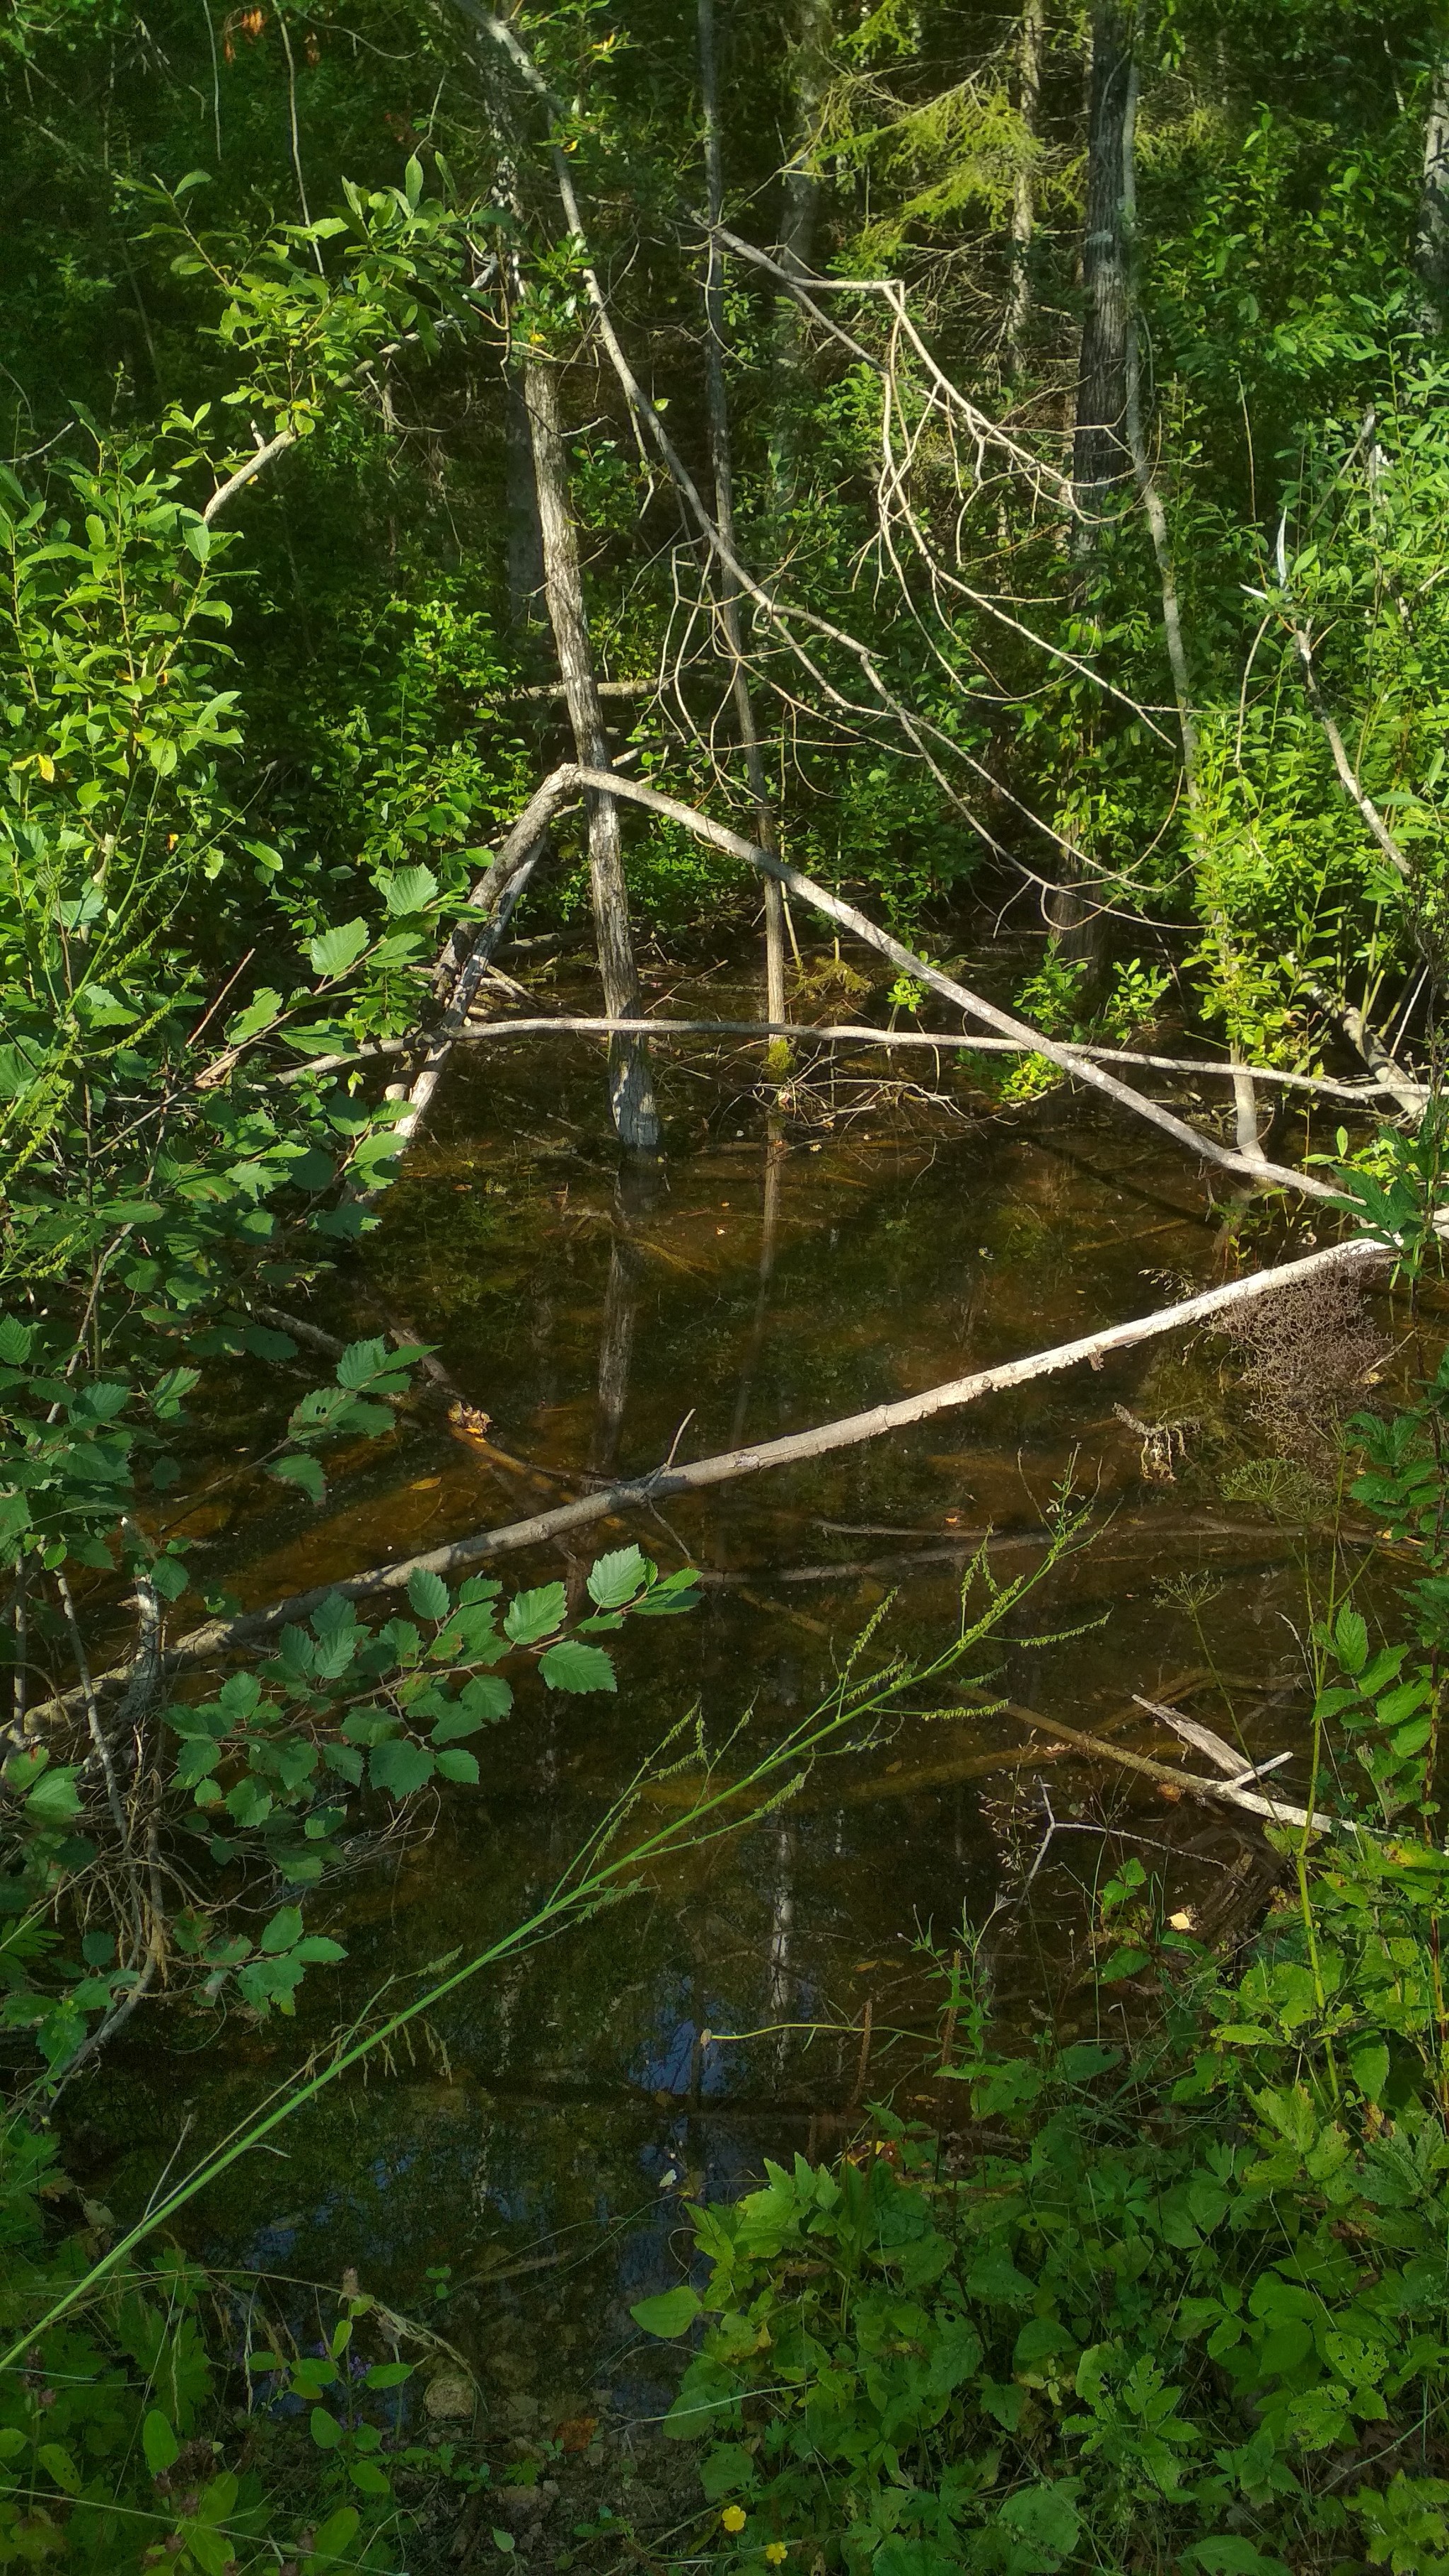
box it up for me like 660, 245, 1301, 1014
1417, 43, 1449, 326
768, 0, 832, 497
522, 362, 660, 1151
1052, 0, 1133, 981
1119, 59, 1262, 1163
1073, 0, 1133, 509
1007, 0, 1045, 375
780, 1, 831, 301
699, 0, 789, 1059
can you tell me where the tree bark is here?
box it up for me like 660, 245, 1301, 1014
699, 0, 789, 1057
1007, 0, 1045, 375
1417, 43, 1449, 326
522, 361, 660, 1151
1073, 0, 1133, 510
1053, 0, 1134, 979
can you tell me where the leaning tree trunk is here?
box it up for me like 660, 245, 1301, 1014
1416, 42, 1449, 326
523, 360, 660, 1151
699, 0, 789, 1059
1006, 0, 1045, 376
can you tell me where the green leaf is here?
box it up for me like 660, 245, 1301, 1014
503, 1583, 567, 1644
456, 1675, 512, 1723
310, 2406, 343, 2450
1182, 2545, 1291, 2576
408, 1567, 451, 1622
586, 1545, 650, 1609
268, 1452, 326, 1504
308, 919, 370, 981
1334, 1606, 1370, 1674
24, 1766, 82, 1825
260, 1905, 304, 1955
1349, 2035, 1390, 2104
630, 2284, 700, 2338
379, 863, 439, 915
539, 1640, 617, 1695
435, 1747, 480, 1784
143, 2411, 180, 2476
305, 2506, 362, 2569
37, 2442, 81, 2495
369, 1738, 435, 1796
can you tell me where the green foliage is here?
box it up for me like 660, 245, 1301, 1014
637, 1821, 1449, 2573
0, 2115, 415, 2570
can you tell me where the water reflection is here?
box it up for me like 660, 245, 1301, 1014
72, 974, 1397, 2418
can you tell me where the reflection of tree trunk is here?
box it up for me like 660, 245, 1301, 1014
1073, 1, 1133, 512
729, 1127, 785, 1448
698, 0, 788, 1059
1006, 0, 1045, 375
766, 1817, 795, 2067
523, 360, 660, 1153
1417, 45, 1449, 327
590, 1229, 642, 1478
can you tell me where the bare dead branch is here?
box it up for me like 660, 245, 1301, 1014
566, 765, 1345, 1199
45, 1229, 1387, 1705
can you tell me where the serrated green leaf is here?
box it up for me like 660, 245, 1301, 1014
369, 1738, 435, 1796
308, 919, 369, 981
408, 1566, 451, 1621
503, 1583, 567, 1645
268, 1452, 326, 1504
586, 1545, 650, 1609
539, 1639, 618, 1695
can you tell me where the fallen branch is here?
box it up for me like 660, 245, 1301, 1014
281, 1014, 1399, 1103
986, 1700, 1335, 1834
568, 766, 1344, 1201
1132, 1694, 1339, 1833
64, 1230, 1387, 1697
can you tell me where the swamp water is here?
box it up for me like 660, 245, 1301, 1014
64, 960, 1396, 2441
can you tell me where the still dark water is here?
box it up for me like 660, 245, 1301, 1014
67, 955, 1398, 2434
